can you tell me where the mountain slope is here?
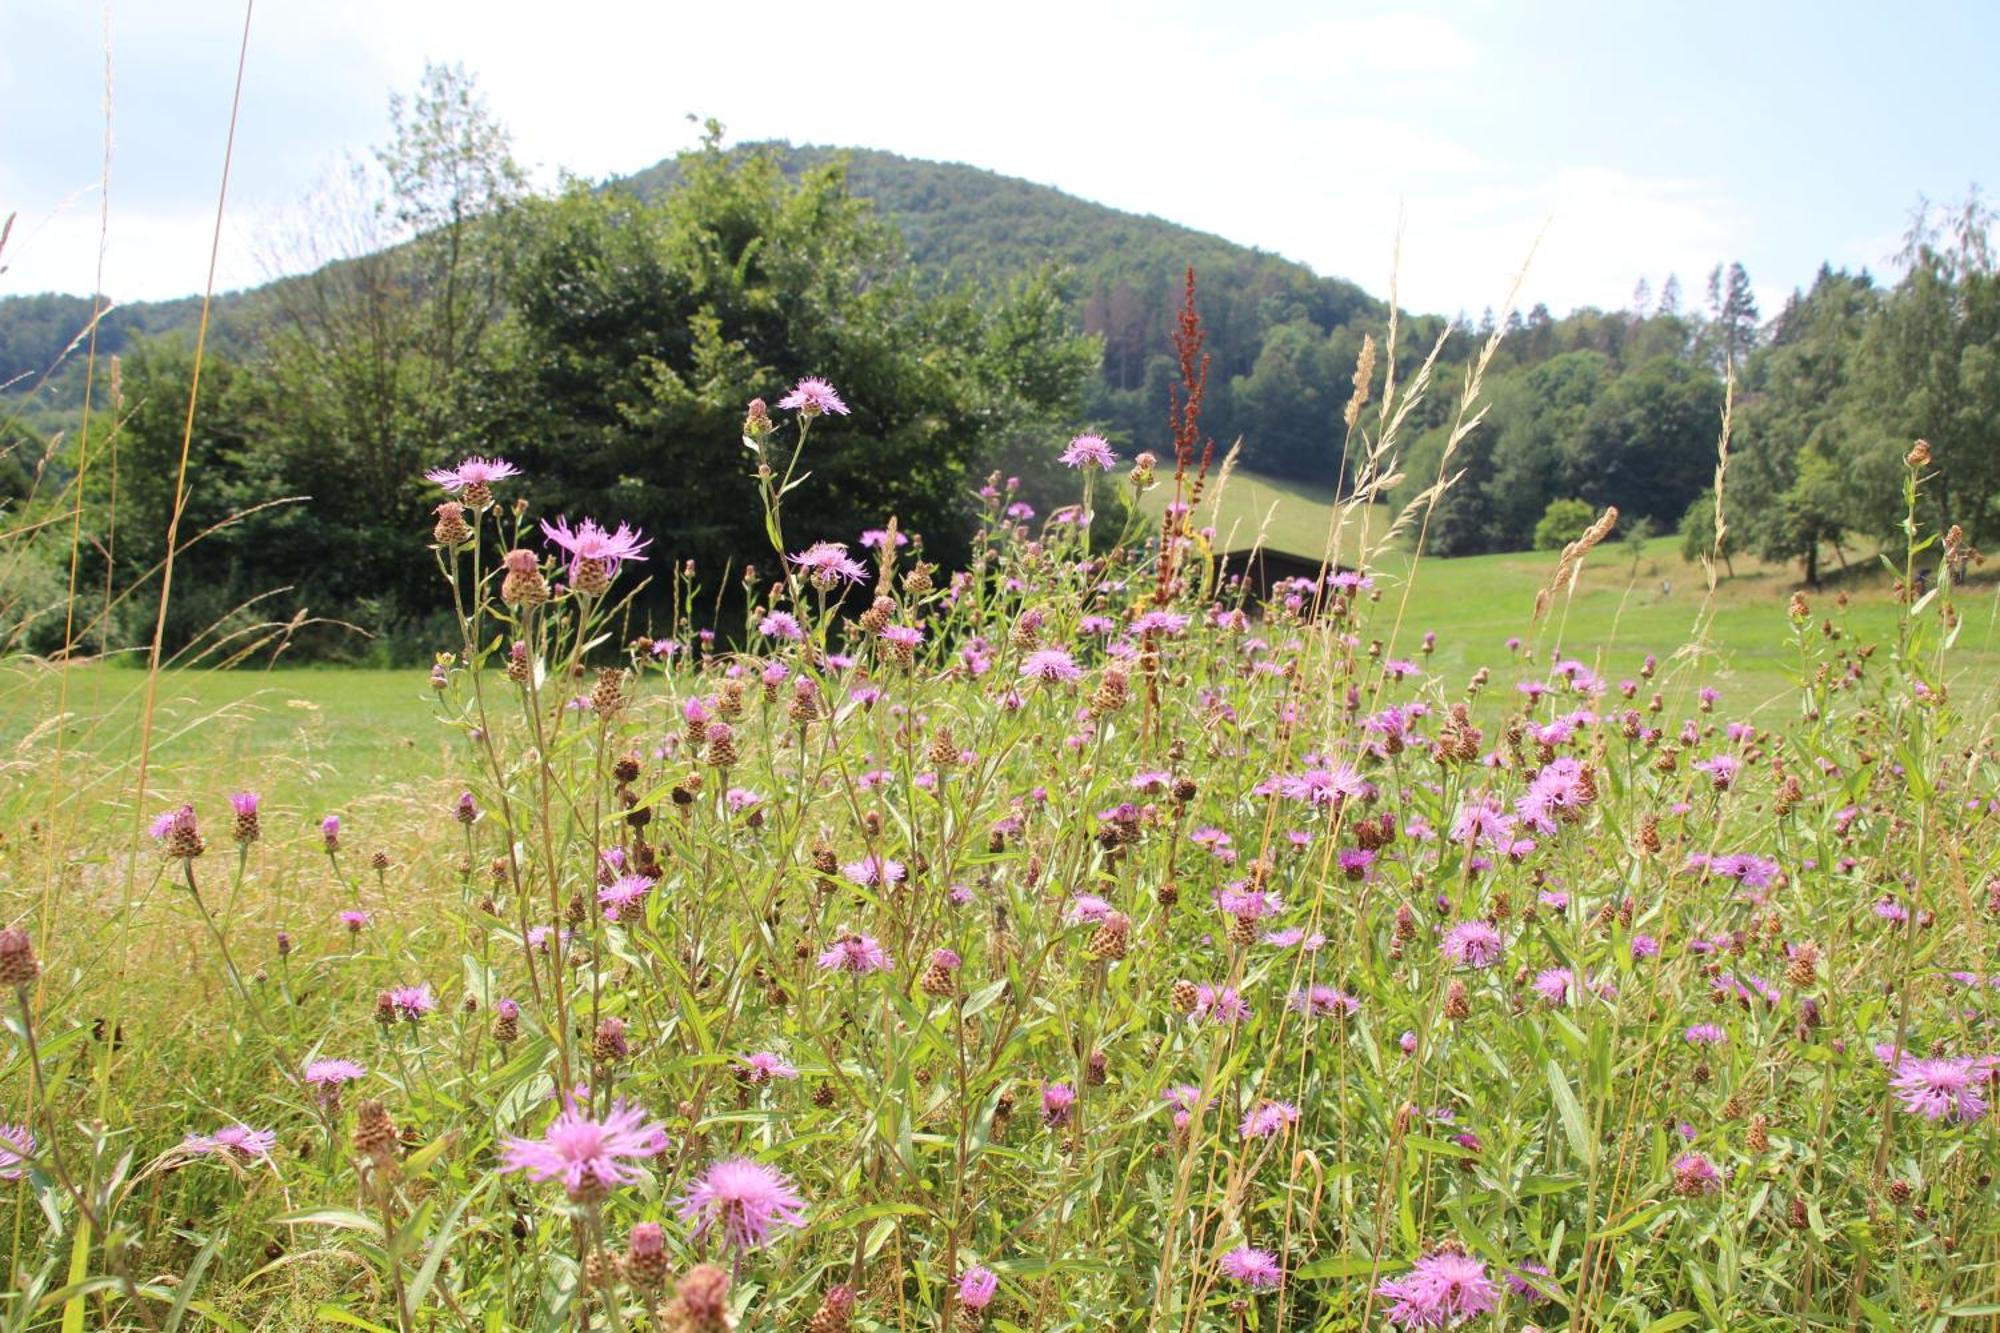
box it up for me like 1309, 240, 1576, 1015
3, 142, 1399, 473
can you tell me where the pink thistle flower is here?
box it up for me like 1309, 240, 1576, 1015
1515, 757, 1592, 833
777, 376, 849, 417
1891, 1056, 1990, 1122
1218, 1245, 1282, 1289
675, 1156, 808, 1250
758, 611, 804, 641
1673, 1151, 1723, 1195
540, 516, 650, 583
1507, 1260, 1559, 1304
424, 455, 520, 493
1693, 754, 1741, 791
1059, 433, 1118, 470
1376, 1248, 1498, 1327
737, 1052, 799, 1084
387, 984, 436, 1019
817, 933, 892, 974
0, 1124, 36, 1180
321, 815, 341, 851
502, 1095, 670, 1200
1193, 985, 1251, 1025
1019, 648, 1082, 683
1065, 894, 1114, 925
1215, 885, 1282, 921
1684, 1024, 1727, 1045
956, 1265, 999, 1310
1239, 1100, 1301, 1140
184, 1124, 277, 1164
1275, 763, 1367, 807
148, 804, 200, 844
598, 874, 654, 922
1442, 920, 1504, 968
339, 910, 371, 933
1288, 985, 1360, 1019
229, 792, 259, 817
789, 541, 867, 587
841, 855, 906, 889
305, 1059, 366, 1087
1533, 968, 1576, 1006
859, 528, 908, 549
1041, 1083, 1076, 1127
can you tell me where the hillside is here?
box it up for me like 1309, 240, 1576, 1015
2, 143, 1395, 470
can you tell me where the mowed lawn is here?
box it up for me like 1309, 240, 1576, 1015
5, 469, 1995, 813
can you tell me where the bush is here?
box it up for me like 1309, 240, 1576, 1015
1532, 496, 1595, 550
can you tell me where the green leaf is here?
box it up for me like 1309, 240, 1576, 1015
1545, 1059, 1593, 1166
962, 978, 1008, 1018
270, 1207, 386, 1238
164, 1229, 224, 1333
312, 1305, 401, 1333
407, 1175, 495, 1314
1293, 1254, 1387, 1280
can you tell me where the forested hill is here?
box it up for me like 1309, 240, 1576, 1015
622, 145, 1388, 475
3, 142, 1393, 476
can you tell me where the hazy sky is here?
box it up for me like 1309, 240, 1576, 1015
3, 0, 1995, 318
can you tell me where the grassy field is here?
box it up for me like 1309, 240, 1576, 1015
1153, 465, 2000, 715
7, 477, 1995, 819
0, 662, 446, 821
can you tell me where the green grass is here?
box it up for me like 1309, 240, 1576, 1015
0, 662, 443, 815
1148, 466, 2000, 714
9, 511, 1997, 814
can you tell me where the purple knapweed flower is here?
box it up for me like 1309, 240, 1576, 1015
789, 540, 868, 587
184, 1124, 277, 1164
1019, 649, 1082, 683
957, 1265, 998, 1310
540, 516, 650, 584
0, 1123, 34, 1180
1239, 1100, 1301, 1140
1059, 433, 1118, 470
1673, 1151, 1723, 1195
841, 855, 906, 889
777, 376, 849, 417
758, 611, 804, 641
1376, 1248, 1498, 1328
425, 455, 519, 494
387, 984, 436, 1019
1891, 1056, 1990, 1123
817, 933, 892, 974
305, 1059, 366, 1087
1219, 1245, 1283, 1289
1442, 920, 1504, 969
737, 1052, 800, 1084
502, 1095, 670, 1200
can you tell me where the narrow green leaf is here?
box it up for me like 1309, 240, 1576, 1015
1545, 1059, 1593, 1166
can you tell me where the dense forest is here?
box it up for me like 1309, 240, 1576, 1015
2, 67, 1995, 660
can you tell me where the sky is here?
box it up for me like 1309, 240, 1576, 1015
3, 0, 1996, 320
